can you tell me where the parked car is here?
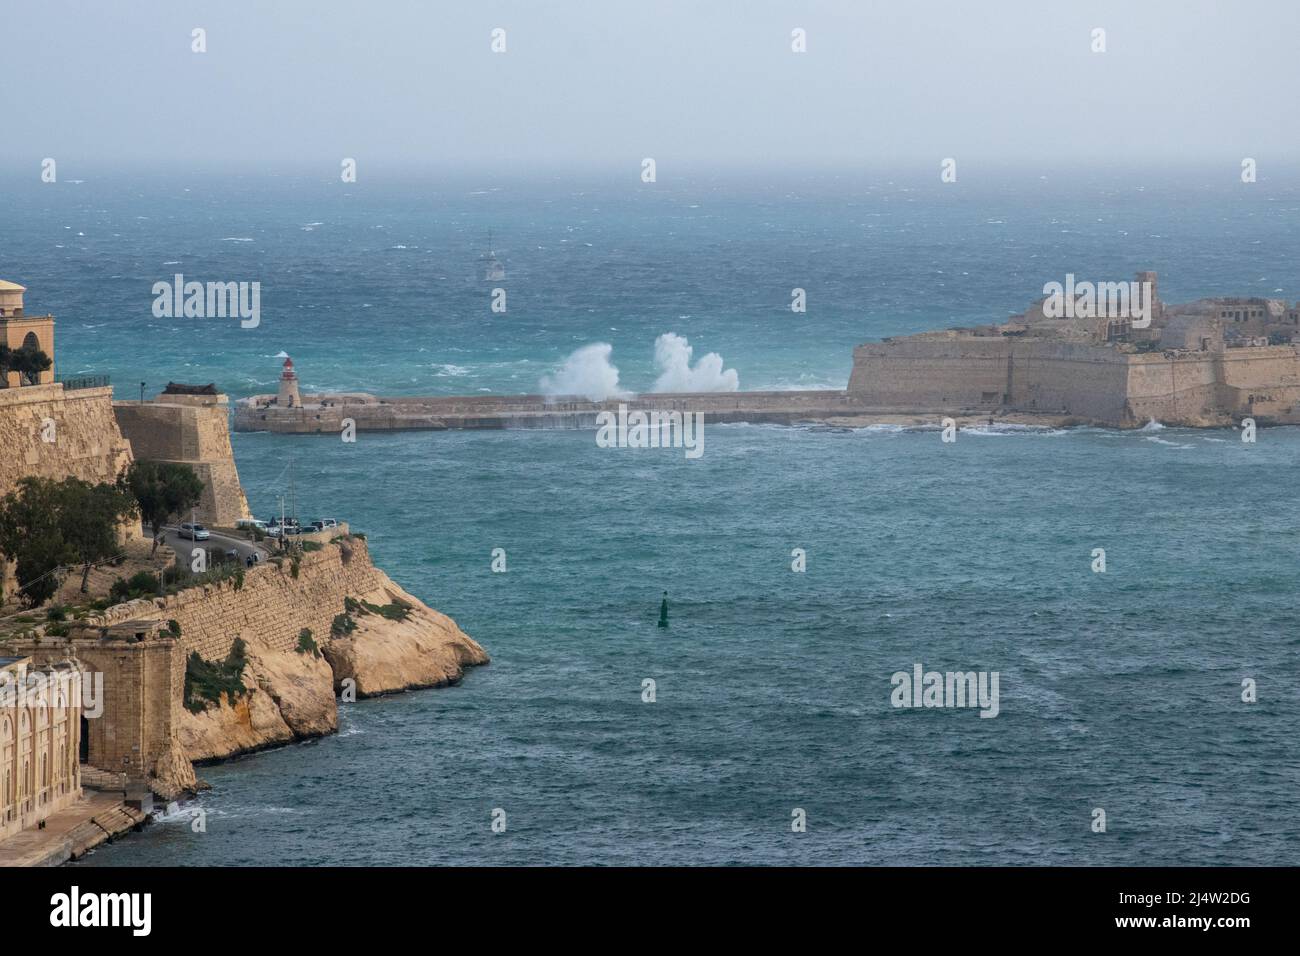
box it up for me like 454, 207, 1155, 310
315, 518, 339, 529
179, 523, 210, 541
265, 525, 282, 538
283, 525, 302, 536
235, 518, 268, 532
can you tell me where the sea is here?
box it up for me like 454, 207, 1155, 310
2, 166, 1297, 865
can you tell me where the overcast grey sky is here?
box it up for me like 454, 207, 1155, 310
2, 0, 1297, 173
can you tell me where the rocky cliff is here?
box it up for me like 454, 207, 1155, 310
86, 535, 488, 791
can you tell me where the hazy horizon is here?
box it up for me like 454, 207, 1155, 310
2, 0, 1298, 174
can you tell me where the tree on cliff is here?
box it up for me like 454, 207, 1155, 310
0, 476, 132, 603
58, 478, 136, 592
0, 478, 74, 606
120, 460, 205, 556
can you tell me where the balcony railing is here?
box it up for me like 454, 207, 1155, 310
56, 374, 111, 391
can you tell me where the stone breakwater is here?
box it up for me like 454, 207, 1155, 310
235, 390, 857, 433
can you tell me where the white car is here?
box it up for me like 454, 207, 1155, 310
178, 523, 210, 541
235, 518, 268, 532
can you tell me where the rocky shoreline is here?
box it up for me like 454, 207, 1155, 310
176, 582, 487, 768
159, 569, 488, 795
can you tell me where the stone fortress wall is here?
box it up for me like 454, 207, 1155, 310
98, 534, 393, 664
113, 394, 250, 526
14, 532, 484, 792
846, 338, 1136, 422
846, 289, 1300, 428
1, 278, 486, 819
0, 383, 139, 599
0, 383, 134, 503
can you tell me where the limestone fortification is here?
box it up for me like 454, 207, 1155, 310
13, 536, 487, 799
113, 389, 251, 526
1, 278, 489, 834
847, 273, 1300, 427
848, 333, 1300, 427
0, 382, 134, 506
237, 272, 1300, 434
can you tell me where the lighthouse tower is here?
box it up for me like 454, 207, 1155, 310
277, 356, 301, 408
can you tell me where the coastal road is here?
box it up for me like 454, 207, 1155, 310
159, 525, 270, 567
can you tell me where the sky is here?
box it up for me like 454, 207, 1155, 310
1, 0, 1298, 174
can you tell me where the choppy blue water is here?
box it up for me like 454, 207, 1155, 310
4, 169, 1297, 865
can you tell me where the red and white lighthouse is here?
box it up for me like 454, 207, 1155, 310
277, 356, 301, 408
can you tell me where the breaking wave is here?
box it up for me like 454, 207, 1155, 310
649, 332, 739, 393
539, 333, 739, 401
539, 342, 630, 401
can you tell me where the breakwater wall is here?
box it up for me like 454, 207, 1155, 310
234, 389, 856, 433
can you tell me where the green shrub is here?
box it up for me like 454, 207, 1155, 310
302, 541, 322, 553
330, 613, 356, 638
290, 556, 300, 579
45, 621, 71, 638
46, 605, 67, 622
128, 570, 159, 593
183, 638, 249, 713
362, 599, 411, 621
110, 571, 160, 603
296, 628, 320, 657
167, 619, 182, 638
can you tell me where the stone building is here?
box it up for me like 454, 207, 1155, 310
0, 656, 84, 843
0, 280, 56, 388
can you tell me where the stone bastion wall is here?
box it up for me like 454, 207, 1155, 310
97, 535, 395, 664
0, 383, 134, 503
112, 399, 250, 526
849, 338, 1300, 426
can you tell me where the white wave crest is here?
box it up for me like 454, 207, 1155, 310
539, 343, 630, 401
650, 332, 739, 393
540, 333, 739, 400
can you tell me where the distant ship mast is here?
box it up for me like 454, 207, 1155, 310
482, 230, 506, 281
